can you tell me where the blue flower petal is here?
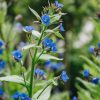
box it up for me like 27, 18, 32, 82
12, 50, 23, 61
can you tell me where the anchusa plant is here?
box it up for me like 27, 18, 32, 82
0, 1, 69, 100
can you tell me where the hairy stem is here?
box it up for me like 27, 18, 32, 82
29, 26, 46, 98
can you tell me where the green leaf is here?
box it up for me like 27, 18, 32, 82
80, 56, 100, 75
29, 7, 41, 20
22, 44, 41, 50
76, 84, 93, 100
0, 75, 29, 86
0, 2, 7, 24
55, 31, 64, 39
51, 14, 61, 24
32, 30, 41, 38
45, 30, 64, 39
32, 86, 52, 100
37, 54, 63, 61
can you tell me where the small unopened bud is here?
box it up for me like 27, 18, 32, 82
15, 14, 23, 21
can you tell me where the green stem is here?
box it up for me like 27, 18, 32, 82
35, 49, 45, 63
20, 61, 29, 94
29, 26, 46, 98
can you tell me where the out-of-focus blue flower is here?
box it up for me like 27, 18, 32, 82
51, 62, 63, 70
83, 69, 89, 77
88, 46, 94, 53
45, 60, 63, 70
12, 50, 23, 62
20, 93, 29, 100
0, 40, 4, 48
42, 38, 57, 52
0, 59, 6, 70
72, 96, 77, 100
0, 48, 4, 55
59, 23, 65, 32
12, 92, 20, 100
0, 88, 4, 96
45, 60, 51, 67
51, 43, 58, 52
35, 68, 45, 77
61, 71, 69, 82
15, 23, 23, 32
92, 77, 99, 84
98, 42, 100, 48
23, 26, 34, 32
55, 1, 64, 8
41, 14, 50, 26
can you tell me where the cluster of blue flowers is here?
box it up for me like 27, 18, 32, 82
83, 69, 100, 84
12, 50, 23, 62
42, 38, 57, 52
45, 60, 64, 70
34, 68, 46, 79
12, 92, 31, 100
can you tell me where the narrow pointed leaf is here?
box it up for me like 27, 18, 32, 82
51, 14, 61, 24
32, 30, 41, 38
29, 7, 41, 20
32, 86, 52, 100
45, 30, 64, 39
37, 53, 63, 61
22, 44, 41, 50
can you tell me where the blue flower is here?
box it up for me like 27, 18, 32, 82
0, 88, 4, 96
45, 60, 63, 70
35, 68, 45, 77
12, 92, 20, 100
42, 38, 57, 52
51, 62, 63, 70
0, 59, 6, 70
0, 48, 4, 55
83, 69, 89, 77
72, 96, 77, 100
61, 71, 69, 82
55, 1, 64, 8
23, 26, 34, 32
0, 40, 4, 48
59, 23, 65, 32
51, 43, 58, 52
88, 46, 94, 53
41, 14, 50, 26
98, 42, 100, 48
12, 50, 23, 62
20, 93, 29, 100
92, 77, 99, 84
